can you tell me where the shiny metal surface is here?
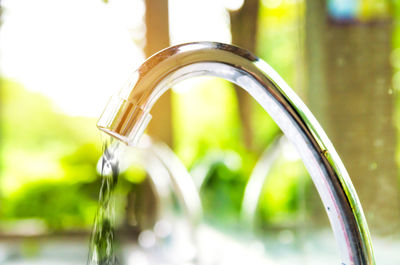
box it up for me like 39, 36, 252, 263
97, 42, 375, 265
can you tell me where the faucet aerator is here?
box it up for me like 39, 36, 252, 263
97, 96, 152, 146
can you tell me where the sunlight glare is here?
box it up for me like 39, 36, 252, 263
0, 0, 144, 117
223, 0, 245, 11
169, 0, 231, 45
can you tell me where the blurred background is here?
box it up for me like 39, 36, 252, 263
0, 0, 399, 264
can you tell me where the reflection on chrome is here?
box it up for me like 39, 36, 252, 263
97, 42, 375, 265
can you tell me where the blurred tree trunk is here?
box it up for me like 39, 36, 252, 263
144, 0, 172, 147
230, 0, 260, 150
305, 0, 400, 235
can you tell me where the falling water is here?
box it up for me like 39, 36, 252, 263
88, 139, 121, 265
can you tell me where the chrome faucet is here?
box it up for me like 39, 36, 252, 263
97, 42, 375, 265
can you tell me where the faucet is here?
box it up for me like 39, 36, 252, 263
97, 42, 375, 265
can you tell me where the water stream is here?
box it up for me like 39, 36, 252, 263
88, 139, 121, 265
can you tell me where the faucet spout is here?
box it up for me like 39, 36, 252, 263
97, 42, 375, 265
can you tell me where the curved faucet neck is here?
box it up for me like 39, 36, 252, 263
97, 41, 375, 265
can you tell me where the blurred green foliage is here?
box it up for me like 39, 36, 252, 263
258, 158, 309, 225
192, 150, 249, 224
0, 79, 143, 231
0, 79, 99, 230
1, 79, 100, 194
360, 0, 391, 20
2, 180, 98, 230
